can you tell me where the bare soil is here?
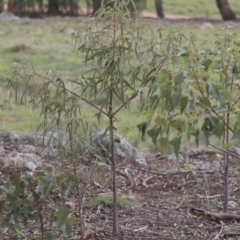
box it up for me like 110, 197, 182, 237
1, 132, 240, 239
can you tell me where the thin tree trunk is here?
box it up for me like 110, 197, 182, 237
8, 0, 17, 13
92, 0, 101, 16
215, 0, 237, 21
0, 0, 3, 12
155, 0, 164, 18
48, 0, 59, 15
109, 86, 118, 236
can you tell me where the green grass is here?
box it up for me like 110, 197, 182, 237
145, 0, 240, 19
0, 13, 239, 151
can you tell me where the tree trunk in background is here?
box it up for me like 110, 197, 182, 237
8, 0, 17, 13
92, 0, 101, 16
155, 0, 164, 18
216, 0, 237, 21
0, 0, 3, 12
48, 0, 59, 15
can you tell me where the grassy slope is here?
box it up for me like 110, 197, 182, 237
0, 2, 240, 150
146, 0, 240, 19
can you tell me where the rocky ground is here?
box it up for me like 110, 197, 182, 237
1, 132, 240, 239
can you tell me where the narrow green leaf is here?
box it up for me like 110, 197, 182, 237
147, 128, 161, 145
159, 137, 169, 154
44, 231, 53, 240
180, 96, 188, 113
67, 217, 77, 225
137, 122, 148, 141
221, 90, 232, 101
202, 59, 212, 72
55, 207, 69, 227
232, 130, 240, 141
208, 151, 216, 164
170, 137, 181, 159
174, 71, 184, 84
61, 223, 72, 238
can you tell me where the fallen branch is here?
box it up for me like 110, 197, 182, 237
206, 211, 240, 220
190, 207, 240, 220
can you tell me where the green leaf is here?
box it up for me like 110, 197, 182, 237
177, 47, 189, 57
199, 131, 210, 146
174, 72, 184, 84
137, 122, 148, 141
158, 69, 169, 81
185, 124, 191, 141
232, 130, 240, 141
221, 90, 232, 101
55, 207, 69, 227
147, 128, 161, 145
208, 83, 220, 100
61, 223, 72, 238
180, 96, 188, 113
202, 59, 212, 72
159, 137, 169, 154
198, 97, 211, 108
161, 88, 171, 105
44, 231, 53, 240
208, 151, 216, 164
66, 217, 77, 225
170, 137, 181, 159
222, 143, 231, 150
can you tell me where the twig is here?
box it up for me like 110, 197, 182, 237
210, 143, 240, 159
213, 221, 223, 240
25, 70, 109, 117
206, 211, 240, 220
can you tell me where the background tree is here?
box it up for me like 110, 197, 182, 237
155, 0, 164, 18
92, 0, 101, 15
216, 0, 237, 21
48, 0, 59, 15
0, 0, 3, 12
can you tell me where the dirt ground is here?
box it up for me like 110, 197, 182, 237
1, 132, 240, 240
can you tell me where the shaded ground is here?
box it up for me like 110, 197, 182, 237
1, 132, 240, 239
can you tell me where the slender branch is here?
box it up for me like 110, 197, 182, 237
200, 106, 234, 133
113, 91, 139, 116
60, 87, 109, 117
209, 143, 240, 159
24, 70, 109, 117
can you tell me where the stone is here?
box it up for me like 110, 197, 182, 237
91, 129, 147, 166
201, 161, 221, 172
34, 129, 68, 148
7, 151, 41, 171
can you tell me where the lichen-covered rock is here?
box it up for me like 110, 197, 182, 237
7, 151, 41, 171
34, 129, 67, 148
91, 129, 147, 166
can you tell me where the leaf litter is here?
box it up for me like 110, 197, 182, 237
1, 132, 240, 239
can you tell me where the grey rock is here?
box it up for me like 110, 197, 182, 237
0, 146, 5, 153
167, 153, 184, 161
34, 129, 68, 148
229, 146, 240, 156
91, 129, 147, 165
20, 144, 37, 153
7, 151, 41, 171
201, 160, 220, 171
228, 200, 238, 208
40, 147, 58, 158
